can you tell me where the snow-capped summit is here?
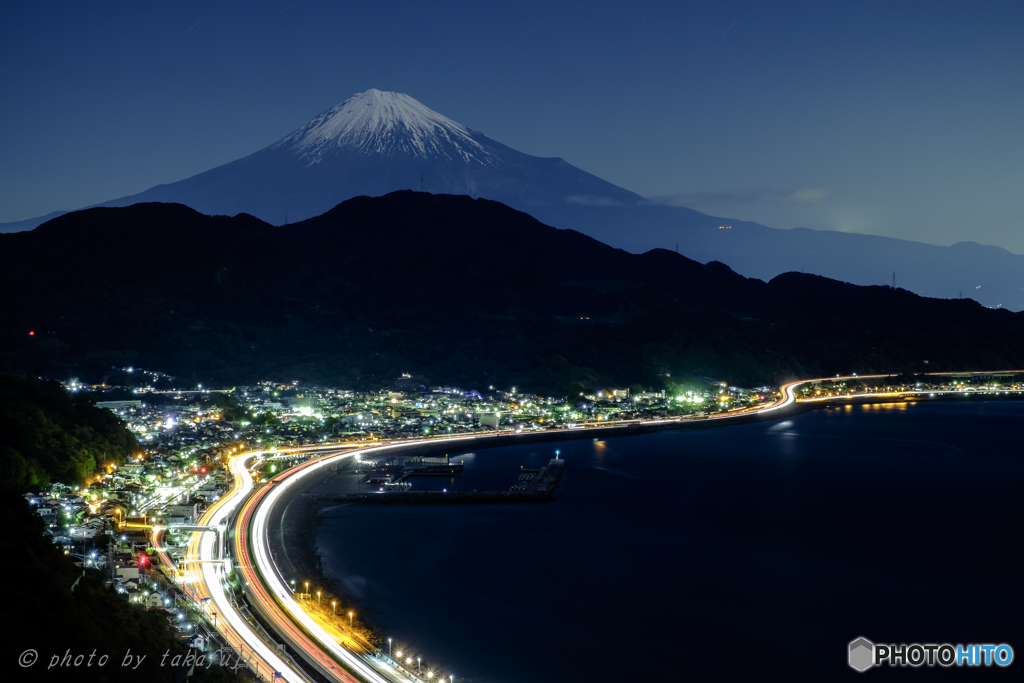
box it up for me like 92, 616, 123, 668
59, 88, 642, 225
277, 89, 494, 165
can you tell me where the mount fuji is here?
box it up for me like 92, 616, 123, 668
66, 89, 644, 225
5, 89, 1024, 310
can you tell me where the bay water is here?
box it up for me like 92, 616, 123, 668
315, 401, 1024, 681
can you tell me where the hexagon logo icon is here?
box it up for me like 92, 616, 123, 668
849, 637, 874, 672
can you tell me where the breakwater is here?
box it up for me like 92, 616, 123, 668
307, 458, 567, 505
321, 490, 553, 504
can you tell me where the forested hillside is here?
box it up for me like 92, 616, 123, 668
0, 376, 139, 491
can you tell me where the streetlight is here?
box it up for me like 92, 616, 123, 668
317, 590, 321, 605
349, 610, 353, 628
332, 600, 337, 615
304, 581, 309, 599
418, 657, 421, 675
388, 638, 392, 659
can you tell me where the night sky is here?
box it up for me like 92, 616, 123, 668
2, 1, 1023, 251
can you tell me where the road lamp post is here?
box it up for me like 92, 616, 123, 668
304, 581, 309, 600
317, 590, 321, 606
349, 610, 353, 628
332, 600, 337, 615
388, 638, 392, 659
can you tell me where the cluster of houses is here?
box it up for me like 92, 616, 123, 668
26, 450, 231, 594
27, 456, 231, 648
73, 376, 779, 460
231, 381, 737, 442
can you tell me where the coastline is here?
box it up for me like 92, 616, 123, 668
270, 398, 813, 560
266, 481, 328, 585
261, 396, 815, 647
264, 391, 1024, 665
270, 390, 1024, 588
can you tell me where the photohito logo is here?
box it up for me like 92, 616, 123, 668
848, 637, 1014, 671
849, 638, 874, 672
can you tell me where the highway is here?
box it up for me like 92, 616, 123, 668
155, 441, 408, 682
173, 369, 1024, 682
238, 450, 420, 683
155, 446, 324, 682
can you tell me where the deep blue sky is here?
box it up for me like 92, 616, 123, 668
2, 1, 1023, 251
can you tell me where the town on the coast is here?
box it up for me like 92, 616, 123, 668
22, 369, 1024, 681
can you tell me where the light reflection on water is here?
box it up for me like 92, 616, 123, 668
315, 401, 1024, 683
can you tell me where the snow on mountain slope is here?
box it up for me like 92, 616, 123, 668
70, 89, 643, 225
276, 89, 495, 165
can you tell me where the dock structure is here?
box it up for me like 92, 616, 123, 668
326, 457, 566, 505
529, 459, 565, 495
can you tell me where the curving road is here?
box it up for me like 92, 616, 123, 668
155, 445, 327, 682
180, 369, 1023, 682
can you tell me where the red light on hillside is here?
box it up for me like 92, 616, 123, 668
200, 467, 206, 473
29, 330, 35, 336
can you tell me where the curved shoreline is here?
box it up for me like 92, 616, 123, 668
241, 371, 1024, 682
275, 390, 1024, 629
276, 386, 1024, 570
266, 397, 817, 601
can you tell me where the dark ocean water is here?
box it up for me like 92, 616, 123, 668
315, 401, 1024, 682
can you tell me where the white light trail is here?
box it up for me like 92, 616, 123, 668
249, 439, 488, 683
192, 452, 305, 682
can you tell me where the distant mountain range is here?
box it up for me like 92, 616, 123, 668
2, 192, 1022, 391
3, 89, 1023, 310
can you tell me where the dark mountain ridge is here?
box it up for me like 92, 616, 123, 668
2, 192, 1022, 394
5, 89, 1024, 310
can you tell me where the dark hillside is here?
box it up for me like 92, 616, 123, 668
2, 191, 1022, 393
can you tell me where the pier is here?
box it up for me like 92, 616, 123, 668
531, 458, 565, 495
325, 457, 567, 505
